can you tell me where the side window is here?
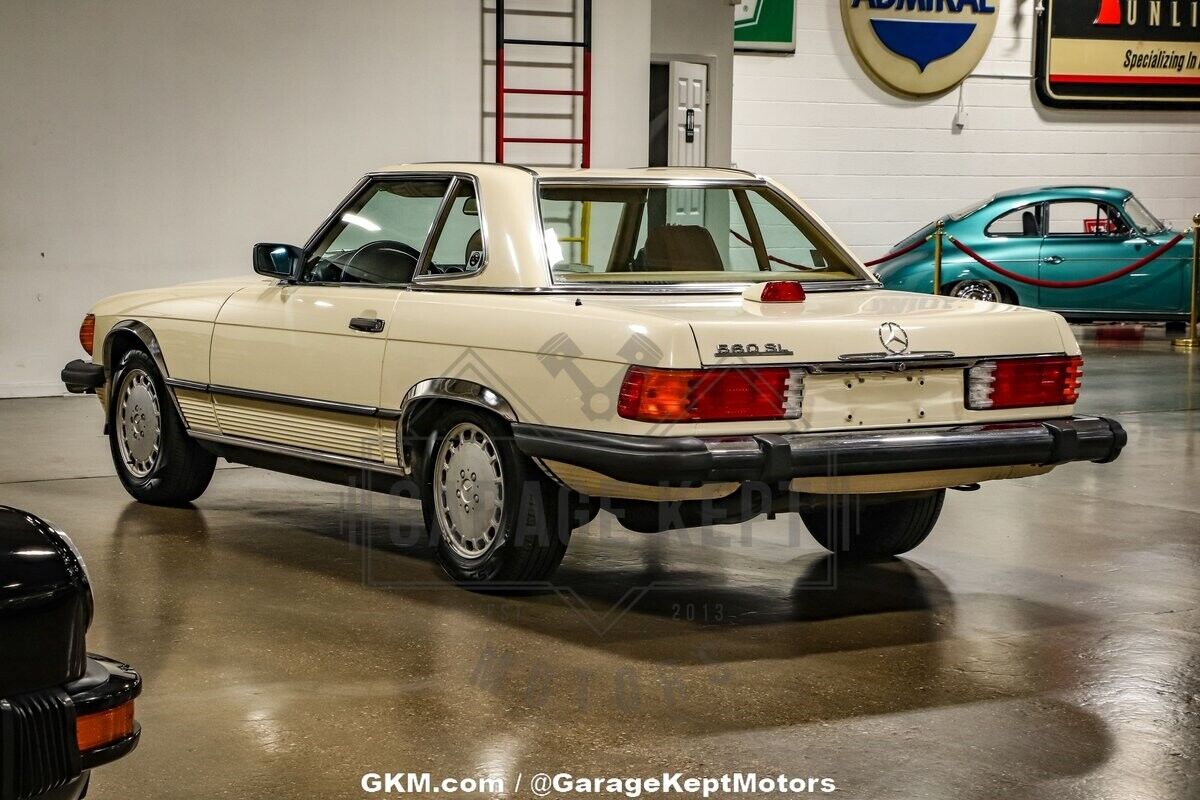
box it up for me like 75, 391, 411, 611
424, 181, 485, 276
304, 179, 450, 284
1046, 201, 1130, 238
986, 206, 1041, 237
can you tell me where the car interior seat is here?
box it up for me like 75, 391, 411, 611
642, 225, 724, 271
1022, 210, 1039, 237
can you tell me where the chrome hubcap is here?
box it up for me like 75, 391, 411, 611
117, 369, 162, 478
434, 423, 504, 559
953, 280, 1000, 303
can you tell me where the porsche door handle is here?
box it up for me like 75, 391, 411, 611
1041, 256, 1064, 265
348, 317, 385, 333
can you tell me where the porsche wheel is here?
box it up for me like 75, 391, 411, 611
424, 409, 570, 585
800, 490, 945, 560
950, 279, 1005, 304
108, 349, 216, 505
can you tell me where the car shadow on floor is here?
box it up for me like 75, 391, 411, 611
97, 498, 1117, 777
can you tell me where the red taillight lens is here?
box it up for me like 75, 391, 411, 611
966, 355, 1083, 410
759, 281, 806, 302
617, 366, 802, 422
79, 314, 95, 356
76, 700, 135, 752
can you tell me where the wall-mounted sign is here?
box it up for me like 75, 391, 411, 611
735, 0, 796, 54
1036, 0, 1200, 109
840, 0, 1000, 98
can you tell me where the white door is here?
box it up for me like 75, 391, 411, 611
668, 61, 707, 167
667, 62, 708, 228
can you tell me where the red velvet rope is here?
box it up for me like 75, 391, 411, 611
863, 237, 926, 267
729, 229, 809, 269
949, 233, 1185, 289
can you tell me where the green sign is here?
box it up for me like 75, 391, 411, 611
735, 0, 796, 54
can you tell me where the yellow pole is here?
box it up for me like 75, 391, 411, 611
1172, 213, 1200, 351
932, 219, 944, 296
581, 200, 592, 266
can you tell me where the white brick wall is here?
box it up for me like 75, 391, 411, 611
732, 1, 1200, 261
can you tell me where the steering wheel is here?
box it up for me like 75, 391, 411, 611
341, 239, 421, 284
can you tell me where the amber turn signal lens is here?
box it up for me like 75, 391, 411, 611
79, 314, 95, 356
76, 700, 135, 752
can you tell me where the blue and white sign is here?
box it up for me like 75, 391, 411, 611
841, 0, 1001, 97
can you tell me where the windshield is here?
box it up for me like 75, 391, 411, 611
1124, 196, 1166, 235
538, 183, 869, 285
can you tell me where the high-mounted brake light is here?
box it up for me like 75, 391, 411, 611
76, 699, 135, 752
79, 314, 95, 356
618, 366, 803, 422
745, 281, 806, 303
966, 355, 1083, 410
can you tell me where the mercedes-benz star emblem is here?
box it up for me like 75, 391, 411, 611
879, 322, 910, 355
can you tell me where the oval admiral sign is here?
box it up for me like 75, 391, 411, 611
841, 0, 1001, 97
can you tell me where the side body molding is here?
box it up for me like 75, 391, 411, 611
396, 378, 519, 471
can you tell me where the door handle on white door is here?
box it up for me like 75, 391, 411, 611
348, 317, 385, 333
1042, 255, 1064, 265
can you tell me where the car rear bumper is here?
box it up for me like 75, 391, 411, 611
512, 415, 1127, 487
60, 360, 105, 395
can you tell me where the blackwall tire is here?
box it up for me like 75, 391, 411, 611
108, 349, 216, 506
423, 408, 570, 585
800, 490, 946, 560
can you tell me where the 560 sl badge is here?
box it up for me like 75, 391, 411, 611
714, 343, 795, 358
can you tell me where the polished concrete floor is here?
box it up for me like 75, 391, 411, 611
1, 329, 1197, 799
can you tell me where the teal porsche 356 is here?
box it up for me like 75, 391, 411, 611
873, 186, 1195, 321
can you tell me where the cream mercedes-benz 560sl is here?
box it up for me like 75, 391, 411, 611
62, 164, 1126, 583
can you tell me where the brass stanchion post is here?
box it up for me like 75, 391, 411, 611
1173, 213, 1200, 351
932, 219, 945, 296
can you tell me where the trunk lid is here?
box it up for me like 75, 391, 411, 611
587, 289, 1071, 366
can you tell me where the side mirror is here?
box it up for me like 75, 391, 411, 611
253, 243, 303, 280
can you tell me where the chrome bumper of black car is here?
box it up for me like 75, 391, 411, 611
0, 656, 140, 800
512, 415, 1127, 486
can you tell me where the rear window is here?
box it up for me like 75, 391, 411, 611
538, 183, 868, 286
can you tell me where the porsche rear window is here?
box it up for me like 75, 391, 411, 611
538, 183, 869, 285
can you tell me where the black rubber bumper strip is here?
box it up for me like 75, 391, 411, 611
61, 359, 105, 394
512, 416, 1127, 486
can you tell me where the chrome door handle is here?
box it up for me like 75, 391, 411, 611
1042, 255, 1064, 265
348, 317, 385, 333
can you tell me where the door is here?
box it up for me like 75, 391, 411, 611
209, 177, 452, 461
667, 61, 708, 228
1037, 199, 1182, 313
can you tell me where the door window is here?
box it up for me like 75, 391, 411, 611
1046, 201, 1130, 238
422, 181, 487, 277
305, 179, 451, 284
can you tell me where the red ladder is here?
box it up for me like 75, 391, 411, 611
495, 0, 592, 168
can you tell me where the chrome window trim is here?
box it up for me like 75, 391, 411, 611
406, 281, 881, 295
533, 178, 873, 289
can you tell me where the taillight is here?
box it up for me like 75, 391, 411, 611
617, 366, 803, 422
76, 700, 135, 752
966, 355, 1083, 410
79, 314, 95, 356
